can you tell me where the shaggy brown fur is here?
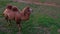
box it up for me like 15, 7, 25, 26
12, 6, 19, 11
6, 4, 13, 10
13, 6, 32, 31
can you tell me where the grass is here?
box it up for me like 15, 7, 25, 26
39, 0, 60, 5
0, 0, 60, 34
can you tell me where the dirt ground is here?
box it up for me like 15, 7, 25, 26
13, 0, 60, 7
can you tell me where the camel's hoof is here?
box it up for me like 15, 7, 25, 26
7, 23, 11, 26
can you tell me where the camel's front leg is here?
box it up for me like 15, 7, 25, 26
16, 19, 22, 31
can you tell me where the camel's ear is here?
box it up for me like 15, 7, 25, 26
6, 4, 12, 9
12, 6, 19, 11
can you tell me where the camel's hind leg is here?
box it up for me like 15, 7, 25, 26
5, 16, 12, 26
8, 19, 12, 26
5, 16, 9, 22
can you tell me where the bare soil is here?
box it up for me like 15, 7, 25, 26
13, 0, 60, 7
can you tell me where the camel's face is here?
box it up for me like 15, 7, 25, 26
26, 7, 33, 14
